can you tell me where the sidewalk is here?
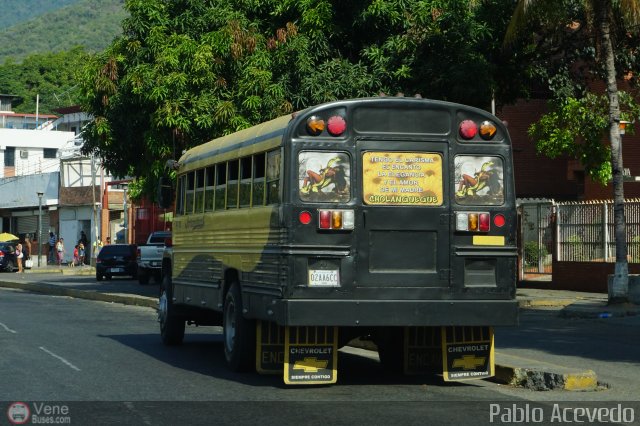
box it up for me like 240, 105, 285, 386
1, 269, 639, 392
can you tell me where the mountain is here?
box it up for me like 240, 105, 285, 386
0, 0, 79, 28
0, 0, 126, 63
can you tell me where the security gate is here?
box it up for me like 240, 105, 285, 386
518, 201, 554, 279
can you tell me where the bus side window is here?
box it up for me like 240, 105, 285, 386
253, 152, 266, 206
266, 150, 281, 204
176, 175, 185, 215
195, 168, 205, 214
215, 162, 227, 210
239, 156, 252, 208
185, 172, 195, 215
205, 166, 215, 212
227, 160, 239, 209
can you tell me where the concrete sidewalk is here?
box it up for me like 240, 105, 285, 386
2, 268, 639, 392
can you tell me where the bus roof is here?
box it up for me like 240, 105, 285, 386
179, 114, 292, 172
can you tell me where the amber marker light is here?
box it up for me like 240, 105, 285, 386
479, 121, 497, 140
306, 116, 325, 136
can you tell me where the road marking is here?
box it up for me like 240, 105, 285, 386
0, 322, 17, 334
39, 346, 81, 371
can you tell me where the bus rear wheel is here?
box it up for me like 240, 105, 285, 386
223, 284, 256, 372
159, 274, 185, 346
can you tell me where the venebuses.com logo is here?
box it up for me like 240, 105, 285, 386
6, 401, 71, 424
6, 402, 30, 425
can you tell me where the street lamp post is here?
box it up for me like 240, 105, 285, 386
37, 191, 43, 267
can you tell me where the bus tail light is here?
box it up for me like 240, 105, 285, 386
493, 214, 506, 228
456, 212, 492, 232
318, 209, 354, 230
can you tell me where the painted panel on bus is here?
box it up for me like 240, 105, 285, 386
362, 151, 443, 206
454, 156, 504, 205
298, 152, 350, 203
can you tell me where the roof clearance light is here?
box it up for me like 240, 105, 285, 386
299, 211, 313, 225
493, 214, 506, 228
459, 120, 478, 140
479, 121, 497, 140
327, 115, 347, 136
306, 116, 325, 136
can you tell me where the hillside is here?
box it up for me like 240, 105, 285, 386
0, 0, 79, 28
0, 0, 126, 63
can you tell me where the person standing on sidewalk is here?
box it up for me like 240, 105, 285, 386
56, 238, 65, 266
15, 243, 24, 273
48, 232, 56, 264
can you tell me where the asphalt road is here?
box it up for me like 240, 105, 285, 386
0, 287, 540, 425
2, 274, 640, 424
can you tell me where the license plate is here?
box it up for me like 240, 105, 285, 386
150, 261, 160, 267
109, 268, 123, 273
308, 270, 339, 287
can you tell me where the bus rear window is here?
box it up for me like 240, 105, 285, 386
298, 151, 350, 203
454, 156, 504, 205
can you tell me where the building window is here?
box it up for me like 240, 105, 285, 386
43, 148, 57, 159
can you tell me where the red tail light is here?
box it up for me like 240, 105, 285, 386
459, 120, 478, 139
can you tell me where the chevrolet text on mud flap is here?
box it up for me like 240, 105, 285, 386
157, 97, 518, 385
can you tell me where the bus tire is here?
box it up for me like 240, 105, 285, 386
375, 328, 405, 374
223, 284, 256, 372
159, 273, 185, 346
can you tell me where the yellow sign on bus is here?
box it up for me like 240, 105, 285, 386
362, 152, 443, 206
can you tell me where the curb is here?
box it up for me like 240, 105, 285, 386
493, 353, 598, 391
0, 280, 157, 309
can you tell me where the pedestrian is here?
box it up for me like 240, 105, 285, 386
15, 243, 24, 273
72, 245, 79, 267
24, 236, 31, 262
78, 242, 85, 266
48, 232, 56, 264
79, 231, 89, 265
56, 238, 65, 266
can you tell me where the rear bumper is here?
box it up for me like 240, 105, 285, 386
273, 299, 518, 327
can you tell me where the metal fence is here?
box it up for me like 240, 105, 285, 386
556, 199, 640, 263
519, 200, 554, 275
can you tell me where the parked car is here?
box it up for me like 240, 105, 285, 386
95, 244, 138, 281
0, 242, 17, 272
137, 231, 171, 285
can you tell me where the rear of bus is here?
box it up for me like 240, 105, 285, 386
277, 97, 518, 329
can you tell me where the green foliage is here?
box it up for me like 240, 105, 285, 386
529, 92, 640, 184
78, 0, 535, 200
524, 241, 548, 266
0, 0, 126, 63
0, 48, 89, 114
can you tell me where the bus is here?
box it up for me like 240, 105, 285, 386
158, 96, 518, 385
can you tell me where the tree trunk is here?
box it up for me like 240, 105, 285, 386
599, 2, 629, 303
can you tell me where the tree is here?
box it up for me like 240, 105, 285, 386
0, 48, 88, 114
506, 0, 640, 303
79, 0, 531, 200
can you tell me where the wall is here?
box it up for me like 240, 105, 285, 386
523, 261, 640, 293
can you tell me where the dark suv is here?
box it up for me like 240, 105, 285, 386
0, 242, 17, 272
96, 244, 138, 281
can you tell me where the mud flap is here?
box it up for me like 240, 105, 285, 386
442, 326, 494, 381
284, 326, 338, 385
255, 320, 285, 374
403, 326, 443, 375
